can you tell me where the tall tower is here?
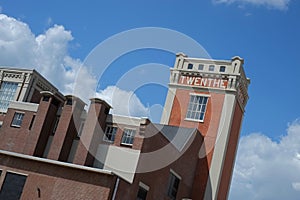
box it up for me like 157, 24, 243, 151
161, 53, 250, 199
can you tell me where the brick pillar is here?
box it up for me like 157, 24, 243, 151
47, 95, 85, 161
73, 98, 111, 166
23, 91, 62, 156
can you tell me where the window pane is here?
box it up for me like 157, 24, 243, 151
0, 82, 18, 110
103, 126, 118, 142
11, 112, 24, 127
187, 63, 193, 69
137, 187, 148, 200
121, 129, 136, 145
167, 173, 180, 200
209, 65, 215, 71
186, 95, 208, 121
0, 172, 27, 200
198, 64, 204, 70
220, 66, 226, 72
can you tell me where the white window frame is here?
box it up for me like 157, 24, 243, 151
103, 125, 118, 142
185, 93, 209, 122
121, 128, 136, 146
11, 112, 25, 128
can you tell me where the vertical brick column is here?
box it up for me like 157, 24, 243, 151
47, 95, 85, 161
23, 91, 62, 156
73, 98, 111, 167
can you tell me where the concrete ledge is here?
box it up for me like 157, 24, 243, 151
9, 101, 39, 112
0, 150, 113, 175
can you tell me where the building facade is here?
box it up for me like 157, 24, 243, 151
0, 53, 249, 200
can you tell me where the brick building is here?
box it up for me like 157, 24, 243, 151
0, 53, 249, 200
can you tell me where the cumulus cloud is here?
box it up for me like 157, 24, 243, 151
0, 14, 79, 94
213, 0, 290, 10
229, 119, 300, 200
0, 14, 149, 118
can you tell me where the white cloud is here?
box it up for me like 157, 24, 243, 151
229, 119, 300, 200
213, 0, 290, 10
0, 14, 149, 118
96, 86, 149, 118
0, 14, 79, 94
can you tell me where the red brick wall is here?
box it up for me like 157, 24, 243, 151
48, 98, 85, 162
73, 100, 110, 166
0, 108, 36, 153
0, 152, 116, 200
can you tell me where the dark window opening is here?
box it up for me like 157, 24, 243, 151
187, 63, 193, 69
220, 66, 226, 72
167, 172, 180, 200
66, 99, 73, 105
104, 107, 110, 115
0, 172, 27, 200
51, 98, 60, 107
51, 116, 60, 135
29, 115, 36, 130
42, 96, 50, 102
137, 186, 148, 200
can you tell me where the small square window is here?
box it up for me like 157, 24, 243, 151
121, 129, 136, 145
220, 66, 226, 72
209, 65, 215, 71
11, 112, 24, 127
167, 172, 180, 200
198, 64, 204, 70
187, 63, 193, 69
103, 126, 118, 142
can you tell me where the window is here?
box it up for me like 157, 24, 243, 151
186, 95, 208, 122
29, 115, 35, 130
103, 126, 117, 142
0, 81, 18, 110
51, 116, 60, 135
209, 65, 215, 71
187, 63, 193, 69
220, 66, 226, 72
42, 96, 50, 102
11, 112, 24, 127
0, 172, 27, 200
198, 64, 204, 70
77, 121, 85, 138
121, 129, 136, 145
137, 182, 149, 200
66, 98, 73, 105
167, 171, 180, 200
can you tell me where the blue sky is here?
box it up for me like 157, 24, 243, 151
1, 0, 300, 199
